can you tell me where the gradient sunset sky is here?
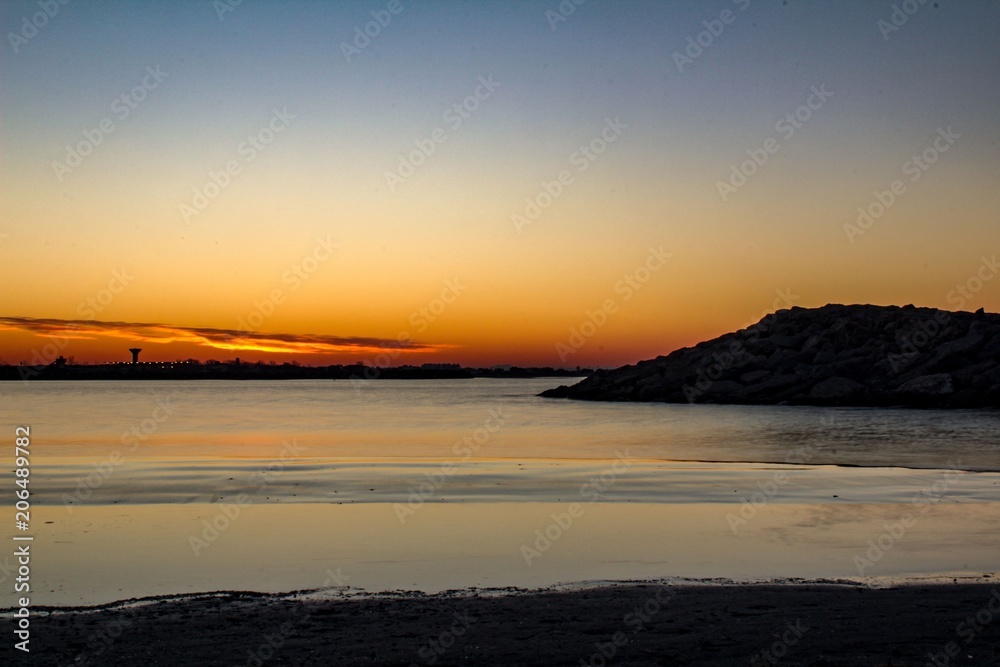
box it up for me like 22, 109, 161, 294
2, 0, 998, 368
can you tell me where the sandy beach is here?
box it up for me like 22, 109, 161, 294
5, 0, 1000, 662
4, 382, 999, 664
6, 582, 1000, 666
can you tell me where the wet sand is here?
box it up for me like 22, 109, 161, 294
7, 582, 1000, 666
37, 456, 1000, 506
13, 501, 1000, 607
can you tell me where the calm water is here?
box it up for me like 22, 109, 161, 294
4, 378, 1000, 505
4, 378, 999, 467
2, 379, 999, 605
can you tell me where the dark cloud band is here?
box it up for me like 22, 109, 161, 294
0, 317, 450, 356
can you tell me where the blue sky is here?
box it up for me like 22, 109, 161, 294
2, 0, 999, 366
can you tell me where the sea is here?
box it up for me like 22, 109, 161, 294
2, 378, 998, 606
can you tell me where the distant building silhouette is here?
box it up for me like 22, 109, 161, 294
129, 348, 142, 364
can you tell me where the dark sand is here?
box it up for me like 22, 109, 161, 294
5, 582, 1000, 666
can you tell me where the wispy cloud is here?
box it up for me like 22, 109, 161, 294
0, 317, 451, 356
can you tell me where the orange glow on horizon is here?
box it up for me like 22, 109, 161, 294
0, 317, 454, 365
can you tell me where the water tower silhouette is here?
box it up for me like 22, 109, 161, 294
129, 348, 142, 364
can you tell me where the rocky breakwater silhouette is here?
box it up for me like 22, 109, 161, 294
541, 304, 1000, 408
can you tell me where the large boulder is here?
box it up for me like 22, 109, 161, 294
896, 373, 954, 397
540, 304, 1000, 408
808, 376, 868, 403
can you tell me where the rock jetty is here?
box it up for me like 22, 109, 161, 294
541, 304, 1000, 407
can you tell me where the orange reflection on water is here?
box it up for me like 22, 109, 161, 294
19, 501, 1000, 607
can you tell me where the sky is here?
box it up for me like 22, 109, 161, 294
1, 0, 998, 368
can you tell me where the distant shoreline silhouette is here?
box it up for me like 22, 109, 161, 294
1, 360, 592, 382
